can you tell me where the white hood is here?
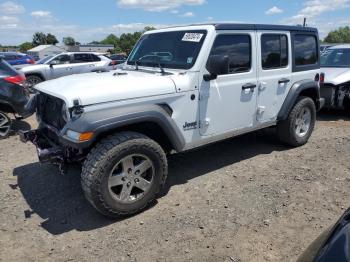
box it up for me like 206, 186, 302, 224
322, 67, 350, 85
34, 70, 177, 107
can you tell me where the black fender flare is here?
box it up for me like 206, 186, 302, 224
277, 80, 322, 121
60, 104, 186, 152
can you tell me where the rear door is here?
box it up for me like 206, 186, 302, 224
257, 31, 292, 123
72, 53, 96, 74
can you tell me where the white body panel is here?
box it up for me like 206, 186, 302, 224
256, 31, 292, 123
33, 25, 320, 151
199, 30, 258, 136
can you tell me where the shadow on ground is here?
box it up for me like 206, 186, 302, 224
317, 109, 350, 122
13, 128, 289, 235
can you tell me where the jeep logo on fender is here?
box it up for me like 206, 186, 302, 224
183, 121, 198, 131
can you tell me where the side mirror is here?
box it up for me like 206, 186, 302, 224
204, 55, 229, 81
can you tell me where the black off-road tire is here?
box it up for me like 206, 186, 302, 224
277, 96, 316, 147
81, 131, 168, 218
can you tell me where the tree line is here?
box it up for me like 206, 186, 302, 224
2, 26, 349, 54
15, 26, 155, 54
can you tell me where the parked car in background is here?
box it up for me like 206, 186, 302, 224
0, 52, 35, 69
298, 208, 350, 262
20, 52, 111, 87
0, 56, 29, 139
108, 54, 127, 70
320, 45, 350, 112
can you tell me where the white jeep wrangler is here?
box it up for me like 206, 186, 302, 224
20, 24, 324, 217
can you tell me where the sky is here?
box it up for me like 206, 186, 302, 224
0, 0, 349, 45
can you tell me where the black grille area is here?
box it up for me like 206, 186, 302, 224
37, 93, 67, 130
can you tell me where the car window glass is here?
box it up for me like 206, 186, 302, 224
90, 54, 101, 62
321, 48, 350, 67
73, 53, 92, 63
51, 54, 71, 65
4, 54, 16, 61
261, 34, 288, 69
0, 59, 16, 75
294, 35, 318, 66
208, 34, 251, 75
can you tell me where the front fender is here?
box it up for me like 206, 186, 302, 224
60, 104, 186, 152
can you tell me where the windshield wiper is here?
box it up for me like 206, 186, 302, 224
134, 54, 165, 75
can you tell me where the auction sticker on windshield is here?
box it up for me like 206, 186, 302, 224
182, 33, 204, 42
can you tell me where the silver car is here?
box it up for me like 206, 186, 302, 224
320, 44, 350, 112
20, 52, 111, 86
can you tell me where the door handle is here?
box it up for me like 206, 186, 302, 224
278, 78, 290, 84
242, 83, 257, 90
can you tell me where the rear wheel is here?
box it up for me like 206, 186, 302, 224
0, 111, 11, 139
81, 131, 168, 218
277, 96, 316, 147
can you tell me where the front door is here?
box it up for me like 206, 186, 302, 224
199, 32, 258, 136
256, 31, 292, 123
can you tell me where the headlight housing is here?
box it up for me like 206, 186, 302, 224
66, 129, 94, 142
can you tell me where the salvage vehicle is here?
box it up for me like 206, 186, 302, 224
0, 56, 28, 139
320, 45, 350, 112
298, 208, 350, 262
20, 52, 111, 87
20, 24, 324, 217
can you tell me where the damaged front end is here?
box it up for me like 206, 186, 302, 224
320, 81, 350, 110
19, 93, 87, 174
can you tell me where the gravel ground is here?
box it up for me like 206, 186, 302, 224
0, 111, 349, 262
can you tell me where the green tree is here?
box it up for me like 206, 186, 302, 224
32, 32, 47, 46
19, 42, 33, 52
118, 31, 142, 54
63, 36, 76, 46
46, 33, 58, 45
100, 34, 118, 46
324, 26, 350, 43
143, 26, 156, 32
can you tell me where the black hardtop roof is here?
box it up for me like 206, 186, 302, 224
215, 23, 317, 32
180, 23, 318, 33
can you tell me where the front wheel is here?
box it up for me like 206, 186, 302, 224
81, 132, 168, 218
277, 96, 316, 147
26, 75, 43, 89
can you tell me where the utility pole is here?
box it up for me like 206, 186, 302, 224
303, 18, 307, 27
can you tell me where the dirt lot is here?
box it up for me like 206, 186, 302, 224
0, 111, 349, 262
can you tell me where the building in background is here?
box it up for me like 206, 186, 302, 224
27, 45, 65, 60
78, 44, 114, 53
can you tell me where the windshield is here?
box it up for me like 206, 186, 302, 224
37, 55, 54, 64
321, 48, 350, 67
127, 30, 207, 70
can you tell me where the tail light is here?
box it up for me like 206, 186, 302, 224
109, 61, 117, 66
26, 58, 35, 64
320, 73, 325, 84
4, 74, 26, 85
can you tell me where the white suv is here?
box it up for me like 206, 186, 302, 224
20, 52, 111, 87
20, 24, 324, 217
